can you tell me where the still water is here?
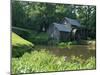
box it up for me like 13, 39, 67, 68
35, 44, 96, 59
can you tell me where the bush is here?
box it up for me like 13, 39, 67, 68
58, 42, 67, 48
58, 41, 78, 48
12, 49, 96, 74
12, 32, 34, 57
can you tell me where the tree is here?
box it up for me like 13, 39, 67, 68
12, 1, 96, 34
12, 1, 26, 28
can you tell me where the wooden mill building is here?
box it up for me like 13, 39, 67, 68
47, 17, 81, 42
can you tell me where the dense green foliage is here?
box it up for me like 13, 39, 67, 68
12, 50, 96, 74
12, 1, 96, 33
12, 32, 34, 57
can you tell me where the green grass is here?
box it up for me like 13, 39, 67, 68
12, 49, 96, 74
12, 32, 33, 46
12, 32, 34, 57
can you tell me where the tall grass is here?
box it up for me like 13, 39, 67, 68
12, 49, 96, 74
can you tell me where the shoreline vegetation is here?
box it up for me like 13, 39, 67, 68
12, 50, 96, 74
12, 32, 96, 74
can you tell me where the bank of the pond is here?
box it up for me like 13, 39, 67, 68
12, 49, 96, 74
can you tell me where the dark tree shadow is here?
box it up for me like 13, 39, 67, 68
12, 44, 34, 57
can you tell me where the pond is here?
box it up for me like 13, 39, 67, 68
35, 44, 96, 60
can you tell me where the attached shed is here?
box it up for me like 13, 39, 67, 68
47, 23, 72, 42
62, 17, 80, 28
62, 17, 81, 40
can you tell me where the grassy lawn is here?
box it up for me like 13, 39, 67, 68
12, 32, 34, 46
12, 32, 34, 57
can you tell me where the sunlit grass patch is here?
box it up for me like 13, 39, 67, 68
12, 32, 34, 57
12, 32, 34, 46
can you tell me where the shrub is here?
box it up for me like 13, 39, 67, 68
58, 41, 78, 48
58, 42, 67, 48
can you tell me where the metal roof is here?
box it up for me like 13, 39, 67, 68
65, 17, 80, 27
53, 23, 72, 32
